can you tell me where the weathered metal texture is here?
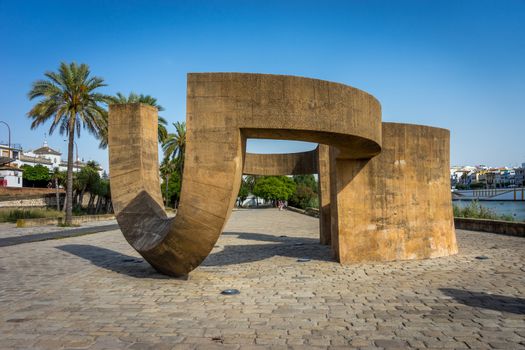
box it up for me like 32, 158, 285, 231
327, 122, 458, 263
110, 73, 382, 276
109, 73, 457, 277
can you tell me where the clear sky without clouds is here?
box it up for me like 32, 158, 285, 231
0, 0, 524, 171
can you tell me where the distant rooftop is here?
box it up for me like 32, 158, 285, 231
0, 156, 15, 166
0, 165, 23, 171
19, 154, 53, 165
33, 146, 61, 155
32, 141, 61, 156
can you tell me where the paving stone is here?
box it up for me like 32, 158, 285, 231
0, 209, 523, 349
374, 339, 409, 348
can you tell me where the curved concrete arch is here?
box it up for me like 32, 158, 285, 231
109, 73, 383, 276
109, 73, 457, 277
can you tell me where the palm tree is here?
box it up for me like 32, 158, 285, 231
51, 167, 63, 211
75, 161, 101, 212
27, 62, 111, 225
160, 159, 178, 207
161, 122, 186, 208
162, 121, 186, 174
98, 92, 168, 148
112, 92, 162, 109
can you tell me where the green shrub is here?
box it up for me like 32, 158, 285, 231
0, 208, 62, 223
289, 184, 317, 209
72, 204, 85, 216
469, 183, 486, 189
308, 196, 319, 210
453, 201, 514, 222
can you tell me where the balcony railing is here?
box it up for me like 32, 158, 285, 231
0, 142, 22, 150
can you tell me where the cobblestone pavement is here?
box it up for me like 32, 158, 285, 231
0, 219, 117, 239
0, 208, 524, 349
0, 220, 118, 247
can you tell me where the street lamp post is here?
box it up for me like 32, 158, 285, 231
0, 120, 11, 158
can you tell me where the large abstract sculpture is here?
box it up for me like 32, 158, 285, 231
109, 73, 457, 277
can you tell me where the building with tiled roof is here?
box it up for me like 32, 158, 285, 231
22, 141, 62, 167
32, 145, 61, 156
1, 140, 105, 188
19, 154, 53, 165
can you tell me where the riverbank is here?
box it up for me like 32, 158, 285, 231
453, 200, 525, 222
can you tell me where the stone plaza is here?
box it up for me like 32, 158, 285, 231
0, 209, 524, 349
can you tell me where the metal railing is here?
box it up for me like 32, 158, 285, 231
0, 141, 22, 150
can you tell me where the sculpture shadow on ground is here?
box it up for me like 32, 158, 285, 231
201, 231, 335, 267
56, 231, 334, 277
56, 244, 171, 279
440, 288, 525, 315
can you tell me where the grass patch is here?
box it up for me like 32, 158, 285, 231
0, 208, 63, 223
453, 201, 514, 222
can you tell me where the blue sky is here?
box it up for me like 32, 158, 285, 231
1, 0, 524, 171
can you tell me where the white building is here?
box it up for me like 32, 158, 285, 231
0, 143, 23, 188
0, 166, 23, 187
15, 141, 103, 175
13, 141, 66, 171
23, 142, 62, 167
1, 141, 104, 188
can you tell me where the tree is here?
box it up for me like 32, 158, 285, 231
98, 92, 168, 148
252, 176, 296, 203
161, 121, 186, 202
92, 179, 112, 214
161, 166, 182, 208
20, 164, 51, 187
51, 167, 63, 210
72, 166, 98, 211
160, 159, 181, 208
162, 121, 186, 172
289, 184, 318, 209
292, 174, 318, 193
289, 174, 319, 209
80, 161, 101, 212
244, 175, 257, 193
27, 62, 111, 225
237, 177, 250, 207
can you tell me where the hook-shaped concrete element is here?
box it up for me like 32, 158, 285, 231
109, 73, 382, 276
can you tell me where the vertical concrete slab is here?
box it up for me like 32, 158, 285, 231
333, 123, 458, 264
318, 144, 331, 246
329, 146, 340, 261
109, 103, 164, 214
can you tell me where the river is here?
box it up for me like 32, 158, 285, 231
452, 200, 525, 222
